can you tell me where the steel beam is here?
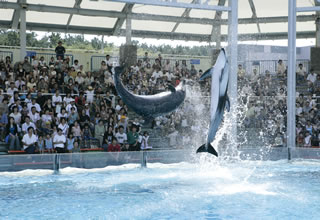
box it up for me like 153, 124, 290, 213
287, 0, 296, 151
171, 0, 197, 33
248, 0, 261, 33
66, 0, 82, 31
103, 0, 231, 11
297, 6, 320, 12
11, 8, 20, 29
211, 0, 226, 48
113, 3, 134, 35
0, 20, 316, 41
0, 2, 316, 26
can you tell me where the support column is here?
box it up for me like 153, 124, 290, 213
227, 0, 238, 145
19, 4, 26, 61
126, 13, 132, 45
120, 12, 136, 67
101, 35, 104, 54
287, 0, 297, 155
316, 17, 320, 47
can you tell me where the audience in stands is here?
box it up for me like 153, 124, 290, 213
0, 50, 318, 154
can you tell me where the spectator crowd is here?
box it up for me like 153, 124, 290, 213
238, 59, 320, 148
0, 41, 318, 154
0, 42, 201, 154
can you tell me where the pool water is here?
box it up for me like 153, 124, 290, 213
0, 159, 319, 220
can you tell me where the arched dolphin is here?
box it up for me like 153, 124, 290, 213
196, 49, 230, 157
114, 66, 186, 119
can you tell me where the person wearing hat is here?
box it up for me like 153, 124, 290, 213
55, 41, 65, 60
86, 86, 94, 104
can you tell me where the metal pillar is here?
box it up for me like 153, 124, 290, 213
19, 3, 26, 60
101, 35, 105, 53
316, 17, 320, 47
126, 14, 132, 45
227, 0, 238, 144
287, 0, 297, 156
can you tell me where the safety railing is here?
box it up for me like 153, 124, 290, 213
27, 51, 74, 64
239, 59, 310, 75
0, 50, 13, 61
91, 55, 119, 71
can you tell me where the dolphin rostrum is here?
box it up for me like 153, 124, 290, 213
196, 49, 230, 157
114, 66, 186, 120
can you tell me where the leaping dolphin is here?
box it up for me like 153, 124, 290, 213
196, 49, 230, 157
114, 66, 186, 120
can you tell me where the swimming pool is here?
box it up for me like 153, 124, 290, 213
0, 158, 319, 220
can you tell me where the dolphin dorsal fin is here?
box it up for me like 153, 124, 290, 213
168, 84, 176, 93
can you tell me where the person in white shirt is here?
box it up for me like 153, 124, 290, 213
58, 117, 69, 136
151, 68, 163, 80
52, 90, 62, 107
86, 86, 94, 103
41, 109, 52, 125
27, 99, 41, 113
57, 108, 68, 122
72, 60, 80, 71
53, 128, 66, 153
277, 59, 286, 76
22, 127, 38, 154
307, 69, 317, 88
7, 82, 18, 97
28, 107, 40, 124
22, 116, 36, 134
296, 63, 307, 81
75, 72, 84, 85
63, 93, 73, 106
115, 126, 127, 145
66, 100, 77, 113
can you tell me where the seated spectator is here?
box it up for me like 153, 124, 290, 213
73, 60, 80, 71
68, 107, 79, 125
107, 138, 121, 152
58, 117, 69, 136
296, 63, 306, 81
115, 125, 127, 146
9, 106, 21, 125
276, 59, 286, 77
66, 133, 75, 152
45, 133, 54, 153
95, 120, 105, 147
38, 135, 45, 154
307, 69, 317, 92
127, 125, 140, 151
0, 108, 8, 140
6, 117, 20, 150
22, 116, 36, 134
28, 98, 41, 113
140, 131, 152, 150
304, 131, 312, 147
28, 106, 41, 125
22, 127, 38, 154
53, 128, 66, 153
82, 123, 93, 148
71, 121, 82, 140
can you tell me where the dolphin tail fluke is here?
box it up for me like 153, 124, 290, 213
196, 143, 218, 157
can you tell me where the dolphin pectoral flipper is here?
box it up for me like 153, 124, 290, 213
226, 94, 230, 112
196, 143, 218, 157
199, 68, 214, 81
168, 84, 176, 93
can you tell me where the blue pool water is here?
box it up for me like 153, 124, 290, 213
0, 159, 319, 220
